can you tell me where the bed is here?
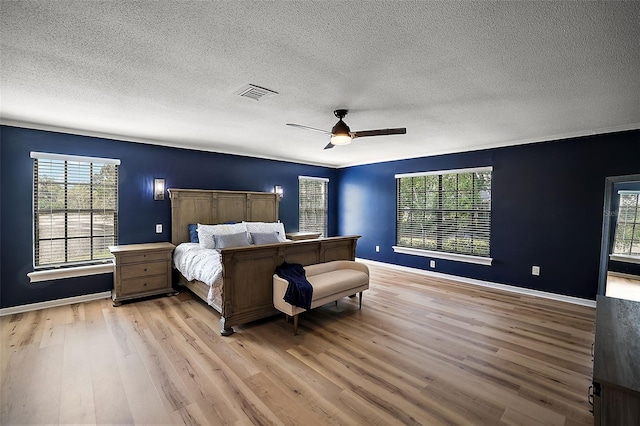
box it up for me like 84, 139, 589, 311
168, 188, 360, 335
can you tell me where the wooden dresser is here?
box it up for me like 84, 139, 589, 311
109, 242, 176, 306
592, 295, 640, 425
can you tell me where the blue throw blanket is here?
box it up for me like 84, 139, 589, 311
275, 262, 313, 310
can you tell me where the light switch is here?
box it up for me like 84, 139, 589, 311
155, 224, 163, 234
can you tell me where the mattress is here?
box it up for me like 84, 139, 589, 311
173, 243, 223, 309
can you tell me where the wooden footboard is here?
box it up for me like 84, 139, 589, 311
217, 235, 359, 335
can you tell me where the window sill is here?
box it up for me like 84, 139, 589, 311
609, 254, 640, 265
28, 262, 114, 283
392, 246, 493, 266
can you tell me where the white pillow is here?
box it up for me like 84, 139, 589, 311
197, 222, 248, 249
243, 221, 287, 242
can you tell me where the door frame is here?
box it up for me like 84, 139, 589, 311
598, 173, 640, 296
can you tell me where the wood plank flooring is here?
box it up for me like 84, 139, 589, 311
1, 263, 596, 425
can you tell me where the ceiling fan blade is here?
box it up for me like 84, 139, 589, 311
323, 142, 335, 150
286, 123, 332, 135
351, 128, 407, 138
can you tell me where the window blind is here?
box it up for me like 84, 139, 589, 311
299, 176, 328, 237
31, 152, 119, 268
613, 191, 640, 256
396, 167, 492, 257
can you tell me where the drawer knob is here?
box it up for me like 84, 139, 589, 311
144, 268, 147, 272
143, 283, 147, 287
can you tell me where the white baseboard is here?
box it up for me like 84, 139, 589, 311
357, 258, 597, 308
0, 291, 112, 316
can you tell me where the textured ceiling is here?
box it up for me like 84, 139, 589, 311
1, 1, 639, 168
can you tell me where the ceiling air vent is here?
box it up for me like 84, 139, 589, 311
235, 84, 279, 101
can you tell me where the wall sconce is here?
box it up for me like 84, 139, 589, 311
274, 185, 283, 199
154, 178, 165, 200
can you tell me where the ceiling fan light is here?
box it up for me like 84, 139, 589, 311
330, 118, 351, 145
330, 134, 352, 145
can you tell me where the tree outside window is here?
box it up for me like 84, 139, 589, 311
613, 191, 640, 257
299, 176, 328, 237
33, 153, 119, 268
396, 168, 492, 257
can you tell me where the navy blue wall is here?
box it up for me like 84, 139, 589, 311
0, 125, 338, 308
337, 130, 640, 300
2, 126, 639, 308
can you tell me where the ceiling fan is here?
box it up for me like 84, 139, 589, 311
286, 109, 407, 150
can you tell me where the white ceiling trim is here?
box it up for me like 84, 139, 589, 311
5, 118, 637, 170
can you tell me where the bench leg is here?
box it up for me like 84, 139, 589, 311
293, 314, 299, 335
359, 291, 363, 309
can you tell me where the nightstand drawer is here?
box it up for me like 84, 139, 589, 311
121, 274, 168, 295
118, 251, 170, 265
121, 261, 167, 279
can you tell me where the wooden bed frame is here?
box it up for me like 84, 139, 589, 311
168, 188, 360, 335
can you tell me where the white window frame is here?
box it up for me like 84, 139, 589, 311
28, 152, 120, 282
298, 176, 329, 237
610, 190, 640, 264
393, 166, 493, 266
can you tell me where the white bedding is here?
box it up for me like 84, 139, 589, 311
173, 243, 223, 310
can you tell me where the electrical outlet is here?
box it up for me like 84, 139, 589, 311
375, 245, 380, 252
155, 224, 163, 234
532, 265, 540, 276
430, 260, 436, 268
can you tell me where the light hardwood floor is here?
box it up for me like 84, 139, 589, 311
1, 263, 596, 425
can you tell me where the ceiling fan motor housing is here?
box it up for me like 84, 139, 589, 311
331, 118, 351, 136
330, 109, 352, 145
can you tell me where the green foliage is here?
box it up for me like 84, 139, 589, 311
37, 164, 117, 211
613, 193, 640, 256
299, 178, 328, 236
35, 160, 118, 266
397, 171, 492, 256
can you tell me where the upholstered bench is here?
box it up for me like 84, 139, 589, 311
273, 260, 370, 334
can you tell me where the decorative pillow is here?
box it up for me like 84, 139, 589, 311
251, 232, 281, 245
197, 222, 248, 249
214, 232, 252, 249
188, 224, 199, 243
243, 221, 287, 242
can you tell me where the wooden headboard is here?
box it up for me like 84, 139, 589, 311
167, 189, 280, 245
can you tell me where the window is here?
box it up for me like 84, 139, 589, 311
394, 166, 492, 265
31, 152, 119, 268
612, 191, 640, 258
299, 176, 328, 237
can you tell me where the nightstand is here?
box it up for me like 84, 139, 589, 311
285, 232, 322, 241
109, 242, 176, 306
